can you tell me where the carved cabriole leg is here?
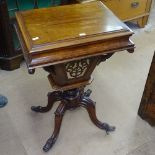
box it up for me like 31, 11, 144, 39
80, 90, 115, 134
31, 91, 62, 113
31, 87, 116, 152
43, 102, 66, 152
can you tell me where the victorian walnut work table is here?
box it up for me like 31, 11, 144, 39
15, 1, 135, 152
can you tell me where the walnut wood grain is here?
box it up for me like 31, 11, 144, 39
138, 52, 155, 126
15, 1, 134, 69
15, 1, 135, 152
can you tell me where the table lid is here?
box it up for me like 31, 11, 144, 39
16, 1, 133, 54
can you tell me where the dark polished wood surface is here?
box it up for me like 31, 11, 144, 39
138, 52, 155, 126
16, 1, 135, 152
16, 1, 134, 69
0, 0, 23, 70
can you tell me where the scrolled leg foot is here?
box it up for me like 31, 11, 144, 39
31, 106, 43, 112
31, 91, 61, 113
101, 123, 115, 134
80, 97, 115, 134
43, 102, 66, 152
43, 137, 56, 152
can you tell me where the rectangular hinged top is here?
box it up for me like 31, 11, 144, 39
15, 1, 134, 69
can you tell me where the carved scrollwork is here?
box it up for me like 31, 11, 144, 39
65, 58, 90, 79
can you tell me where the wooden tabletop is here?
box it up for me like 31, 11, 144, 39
15, 1, 134, 69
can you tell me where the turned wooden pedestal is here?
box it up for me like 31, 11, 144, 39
16, 1, 134, 152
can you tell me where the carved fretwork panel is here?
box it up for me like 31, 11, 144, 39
44, 56, 100, 86
43, 54, 115, 87
65, 58, 90, 79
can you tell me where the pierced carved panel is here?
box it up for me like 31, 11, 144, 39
65, 59, 90, 79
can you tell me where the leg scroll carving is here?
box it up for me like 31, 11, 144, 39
80, 90, 116, 134
31, 91, 62, 113
31, 88, 115, 152
43, 102, 66, 152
